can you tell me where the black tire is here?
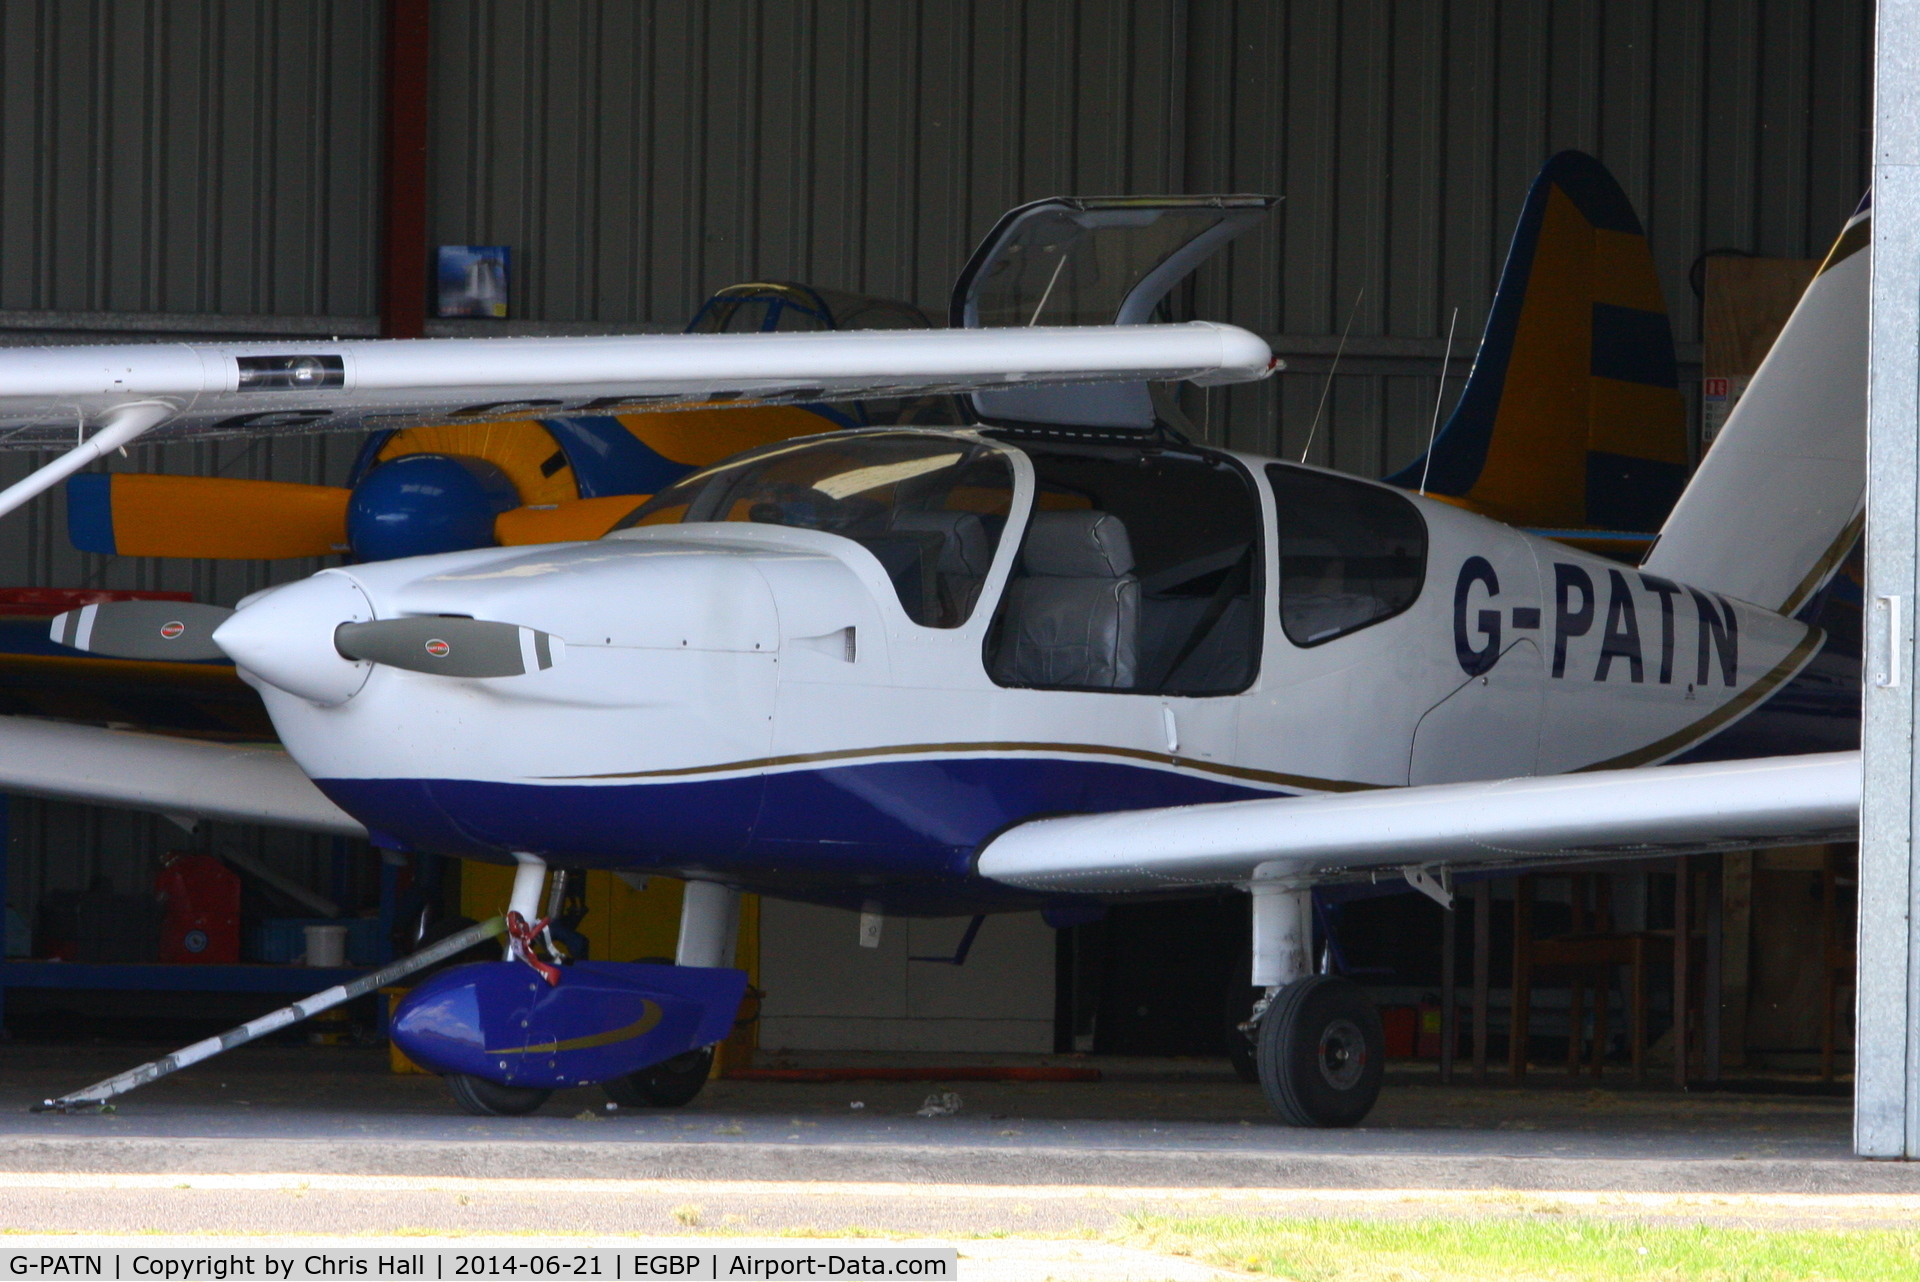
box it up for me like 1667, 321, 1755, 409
1255, 975, 1384, 1127
446, 1073, 552, 1117
603, 1047, 715, 1109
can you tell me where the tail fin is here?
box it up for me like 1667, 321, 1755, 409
1640, 197, 1869, 614
1386, 151, 1687, 535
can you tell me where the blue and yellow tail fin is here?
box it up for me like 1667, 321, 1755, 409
1386, 151, 1687, 538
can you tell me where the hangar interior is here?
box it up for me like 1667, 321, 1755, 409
0, 0, 1875, 1101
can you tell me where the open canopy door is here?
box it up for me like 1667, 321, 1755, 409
952, 195, 1276, 429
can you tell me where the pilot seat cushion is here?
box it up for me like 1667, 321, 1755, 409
994, 511, 1140, 688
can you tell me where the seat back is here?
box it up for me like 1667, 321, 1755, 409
888, 509, 994, 625
992, 510, 1139, 688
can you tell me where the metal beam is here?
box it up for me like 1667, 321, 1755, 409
1859, 0, 1920, 1159
380, 0, 432, 339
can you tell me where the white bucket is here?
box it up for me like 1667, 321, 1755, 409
303, 923, 350, 968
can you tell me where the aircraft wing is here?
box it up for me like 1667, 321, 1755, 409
0, 322, 1270, 447
0, 716, 362, 836
0, 321, 1272, 522
976, 752, 1858, 893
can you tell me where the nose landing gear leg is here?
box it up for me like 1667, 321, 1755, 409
446, 854, 557, 1118
1248, 879, 1384, 1127
602, 879, 740, 1110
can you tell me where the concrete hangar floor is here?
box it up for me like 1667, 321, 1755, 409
0, 1042, 1915, 1239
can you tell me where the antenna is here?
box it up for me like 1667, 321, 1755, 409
1419, 307, 1460, 497
1299, 287, 1363, 464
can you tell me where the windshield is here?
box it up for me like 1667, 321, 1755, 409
615, 433, 1016, 628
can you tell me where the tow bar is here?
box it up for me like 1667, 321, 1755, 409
31, 915, 506, 1113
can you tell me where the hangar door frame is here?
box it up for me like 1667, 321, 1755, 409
1861, 0, 1920, 1161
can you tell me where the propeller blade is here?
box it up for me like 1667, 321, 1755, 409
68, 473, 350, 559
50, 600, 235, 661
333, 617, 561, 678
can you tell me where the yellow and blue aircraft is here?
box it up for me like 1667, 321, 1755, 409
1383, 151, 1690, 559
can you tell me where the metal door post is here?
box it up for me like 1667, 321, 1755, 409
1860, 0, 1920, 1158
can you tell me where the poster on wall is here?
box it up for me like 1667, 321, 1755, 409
436, 245, 510, 318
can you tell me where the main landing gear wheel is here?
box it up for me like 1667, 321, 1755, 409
446, 1073, 553, 1117
604, 1047, 715, 1109
1255, 975, 1384, 1127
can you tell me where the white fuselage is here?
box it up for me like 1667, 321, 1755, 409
224, 431, 1827, 913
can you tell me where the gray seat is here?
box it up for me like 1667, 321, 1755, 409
890, 510, 991, 575
992, 510, 1139, 688
889, 510, 993, 625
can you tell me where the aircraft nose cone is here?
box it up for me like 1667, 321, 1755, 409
212, 571, 376, 706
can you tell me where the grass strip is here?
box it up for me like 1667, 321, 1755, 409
1117, 1213, 1920, 1281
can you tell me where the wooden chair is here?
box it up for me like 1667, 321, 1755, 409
1821, 848, 1857, 1082
1509, 872, 1671, 1083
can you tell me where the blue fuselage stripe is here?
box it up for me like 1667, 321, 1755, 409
317, 755, 1278, 913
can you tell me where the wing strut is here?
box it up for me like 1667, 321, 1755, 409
0, 400, 173, 521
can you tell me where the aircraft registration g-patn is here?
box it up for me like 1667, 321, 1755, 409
0, 162, 1866, 1126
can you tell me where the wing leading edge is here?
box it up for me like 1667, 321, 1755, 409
975, 752, 1859, 894
0, 717, 363, 836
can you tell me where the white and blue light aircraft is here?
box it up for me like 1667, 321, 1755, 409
0, 176, 1866, 1126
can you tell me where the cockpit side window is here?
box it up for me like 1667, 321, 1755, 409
614, 433, 1015, 628
986, 443, 1262, 694
1266, 464, 1426, 646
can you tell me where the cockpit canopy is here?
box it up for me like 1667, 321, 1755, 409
616, 432, 1015, 629
616, 430, 1431, 699
952, 195, 1275, 429
617, 430, 1267, 698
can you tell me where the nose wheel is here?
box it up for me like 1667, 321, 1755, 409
603, 1046, 716, 1109
1255, 975, 1384, 1127
445, 1073, 552, 1117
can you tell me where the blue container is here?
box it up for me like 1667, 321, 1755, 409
248, 917, 383, 966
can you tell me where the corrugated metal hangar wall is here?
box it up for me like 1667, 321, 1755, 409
0, 0, 1875, 915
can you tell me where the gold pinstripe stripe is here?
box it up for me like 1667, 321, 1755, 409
538, 635, 1825, 793
541, 740, 1381, 794
1817, 216, 1870, 277
1777, 508, 1864, 617
1570, 625, 1825, 773
491, 1001, 664, 1056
